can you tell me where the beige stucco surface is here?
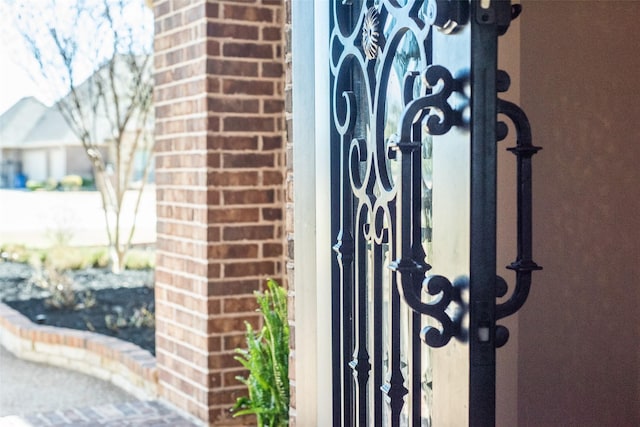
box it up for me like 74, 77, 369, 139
518, 2, 640, 425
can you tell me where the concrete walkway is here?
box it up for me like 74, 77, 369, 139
0, 344, 199, 425
0, 344, 131, 416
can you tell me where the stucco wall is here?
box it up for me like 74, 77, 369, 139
519, 2, 640, 425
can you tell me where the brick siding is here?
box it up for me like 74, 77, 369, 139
154, 1, 285, 424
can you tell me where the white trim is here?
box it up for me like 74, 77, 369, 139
291, 0, 332, 424
313, 0, 333, 425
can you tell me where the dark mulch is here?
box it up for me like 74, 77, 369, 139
0, 262, 156, 355
5, 287, 155, 355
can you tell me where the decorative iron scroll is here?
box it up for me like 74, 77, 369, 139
388, 63, 465, 348
494, 69, 542, 348
330, 1, 469, 425
330, 1, 537, 425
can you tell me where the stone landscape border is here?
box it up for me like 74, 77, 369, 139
0, 301, 157, 400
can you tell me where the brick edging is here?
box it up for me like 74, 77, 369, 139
0, 301, 158, 400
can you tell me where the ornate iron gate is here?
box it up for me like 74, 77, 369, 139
329, 1, 540, 425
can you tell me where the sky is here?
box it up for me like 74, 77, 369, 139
0, 51, 45, 116
0, 10, 47, 115
0, 0, 153, 116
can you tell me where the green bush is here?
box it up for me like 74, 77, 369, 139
232, 279, 289, 426
25, 180, 44, 191
81, 176, 95, 189
60, 175, 83, 191
45, 178, 58, 191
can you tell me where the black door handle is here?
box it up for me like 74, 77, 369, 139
494, 70, 542, 347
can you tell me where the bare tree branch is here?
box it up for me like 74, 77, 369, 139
11, 0, 154, 273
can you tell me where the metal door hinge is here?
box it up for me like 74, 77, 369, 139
476, 0, 522, 35
425, 0, 470, 33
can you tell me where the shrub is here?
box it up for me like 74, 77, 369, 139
25, 179, 44, 191
81, 176, 95, 189
89, 247, 110, 268
106, 304, 155, 331
45, 178, 59, 190
232, 279, 289, 426
44, 246, 92, 270
29, 259, 95, 310
0, 244, 32, 263
60, 174, 83, 191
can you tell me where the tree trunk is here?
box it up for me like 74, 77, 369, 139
109, 246, 124, 275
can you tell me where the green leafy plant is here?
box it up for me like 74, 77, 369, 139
232, 279, 289, 426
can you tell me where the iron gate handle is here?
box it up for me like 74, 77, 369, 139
494, 70, 542, 348
390, 64, 466, 348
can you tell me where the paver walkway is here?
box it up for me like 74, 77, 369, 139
0, 401, 199, 426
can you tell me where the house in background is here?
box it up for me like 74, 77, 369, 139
0, 55, 154, 189
0, 96, 103, 187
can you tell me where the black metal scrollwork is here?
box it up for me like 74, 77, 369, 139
400, 65, 461, 138
389, 63, 466, 348
494, 69, 542, 348
330, 1, 471, 424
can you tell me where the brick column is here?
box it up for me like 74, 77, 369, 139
154, 1, 285, 424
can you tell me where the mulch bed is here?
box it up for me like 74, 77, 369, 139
0, 262, 155, 355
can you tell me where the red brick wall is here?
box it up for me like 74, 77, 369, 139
154, 0, 285, 424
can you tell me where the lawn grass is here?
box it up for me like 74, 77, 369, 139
0, 243, 155, 271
